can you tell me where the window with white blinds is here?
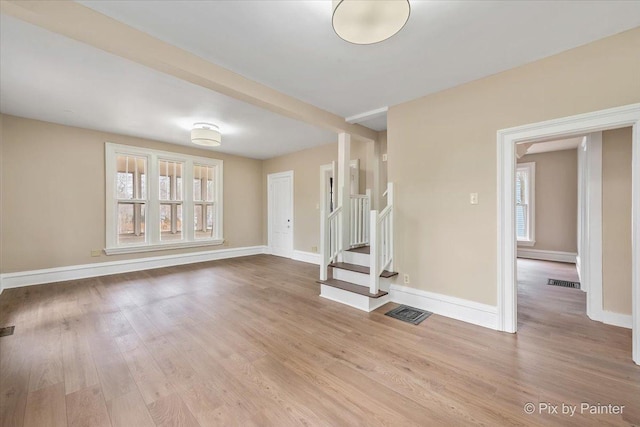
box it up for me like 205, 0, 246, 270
516, 162, 535, 246
105, 143, 223, 254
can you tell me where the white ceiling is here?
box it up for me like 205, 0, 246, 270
525, 137, 583, 155
79, 0, 640, 131
2, 2, 639, 158
0, 15, 336, 159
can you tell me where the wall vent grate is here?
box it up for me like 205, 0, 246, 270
547, 279, 580, 289
0, 326, 15, 337
385, 305, 432, 325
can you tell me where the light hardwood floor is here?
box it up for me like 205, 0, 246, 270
1, 255, 638, 426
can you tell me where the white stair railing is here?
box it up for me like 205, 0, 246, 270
349, 189, 371, 247
320, 206, 342, 280
369, 183, 394, 294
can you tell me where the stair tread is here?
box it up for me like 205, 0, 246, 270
347, 246, 370, 254
329, 262, 398, 278
316, 279, 388, 298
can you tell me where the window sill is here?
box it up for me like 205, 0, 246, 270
104, 239, 224, 255
517, 240, 536, 247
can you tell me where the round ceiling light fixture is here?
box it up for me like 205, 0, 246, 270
332, 0, 410, 45
191, 122, 221, 147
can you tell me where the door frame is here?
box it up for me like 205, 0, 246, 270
267, 170, 294, 258
320, 159, 360, 210
496, 103, 640, 365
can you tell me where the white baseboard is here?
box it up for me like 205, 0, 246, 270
389, 284, 498, 330
517, 248, 577, 264
599, 310, 632, 329
320, 284, 391, 313
292, 250, 321, 265
0, 245, 267, 290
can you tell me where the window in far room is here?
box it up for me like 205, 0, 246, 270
516, 162, 535, 246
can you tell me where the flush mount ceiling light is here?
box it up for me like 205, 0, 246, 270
332, 0, 410, 45
191, 122, 221, 147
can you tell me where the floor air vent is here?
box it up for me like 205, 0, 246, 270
0, 326, 15, 337
385, 305, 432, 325
547, 279, 580, 289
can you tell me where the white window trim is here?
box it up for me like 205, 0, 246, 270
516, 162, 536, 247
105, 142, 223, 255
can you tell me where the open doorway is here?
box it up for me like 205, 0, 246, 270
515, 137, 585, 331
496, 103, 640, 365
319, 159, 360, 214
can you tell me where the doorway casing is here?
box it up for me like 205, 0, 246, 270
496, 103, 640, 365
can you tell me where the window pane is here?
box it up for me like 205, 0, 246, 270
116, 155, 146, 199
117, 172, 133, 199
194, 204, 213, 239
207, 179, 214, 202
159, 160, 183, 201
516, 205, 526, 239
160, 203, 183, 241
176, 204, 183, 233
194, 164, 215, 202
207, 204, 214, 231
194, 204, 203, 233
159, 176, 171, 201
141, 174, 146, 199
118, 203, 145, 244
193, 179, 202, 202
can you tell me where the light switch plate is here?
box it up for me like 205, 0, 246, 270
470, 193, 479, 205
382, 153, 388, 162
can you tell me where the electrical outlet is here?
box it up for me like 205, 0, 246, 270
311, 246, 318, 253
470, 193, 479, 205
90, 249, 102, 257
403, 274, 410, 284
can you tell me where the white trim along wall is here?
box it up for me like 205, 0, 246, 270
0, 246, 497, 333
516, 248, 577, 264
497, 103, 640, 365
0, 246, 266, 290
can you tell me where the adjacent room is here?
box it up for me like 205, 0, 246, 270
1, 1, 639, 426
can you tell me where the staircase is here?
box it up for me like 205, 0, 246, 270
319, 183, 397, 312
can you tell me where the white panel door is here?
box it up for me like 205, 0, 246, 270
269, 172, 293, 258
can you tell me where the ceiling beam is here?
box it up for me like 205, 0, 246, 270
345, 107, 388, 124
0, 0, 378, 142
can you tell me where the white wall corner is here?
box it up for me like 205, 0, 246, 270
292, 250, 321, 265
0, 245, 268, 290
517, 248, 577, 264
390, 284, 498, 330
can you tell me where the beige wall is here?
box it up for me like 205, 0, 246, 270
388, 27, 640, 305
518, 149, 578, 253
262, 142, 336, 254
262, 138, 377, 253
602, 127, 633, 315
351, 138, 372, 195
378, 131, 388, 208
0, 114, 263, 273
